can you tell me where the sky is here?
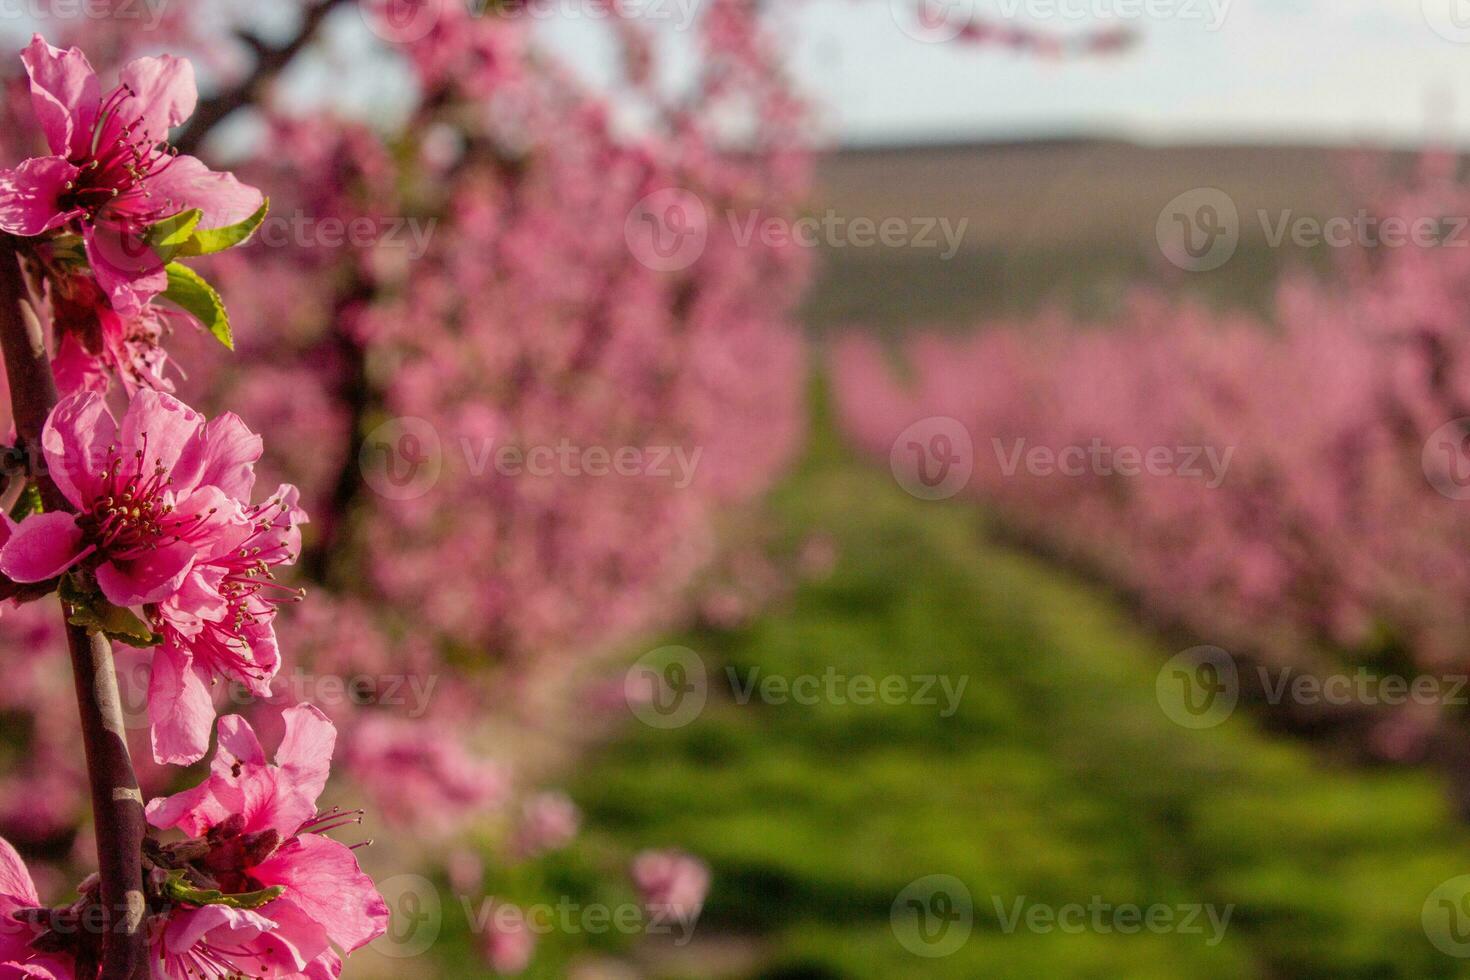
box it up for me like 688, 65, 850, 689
7, 0, 1470, 149
534, 0, 1470, 147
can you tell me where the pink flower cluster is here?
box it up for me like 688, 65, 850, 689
0, 36, 262, 394
0, 36, 388, 980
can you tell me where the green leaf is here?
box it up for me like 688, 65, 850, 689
162, 870, 285, 910
163, 263, 233, 350
66, 597, 158, 647
7, 483, 42, 522
175, 198, 269, 257
145, 209, 203, 261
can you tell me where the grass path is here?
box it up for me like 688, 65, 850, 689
572, 417, 1470, 979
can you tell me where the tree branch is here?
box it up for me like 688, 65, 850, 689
173, 0, 355, 156
0, 240, 148, 980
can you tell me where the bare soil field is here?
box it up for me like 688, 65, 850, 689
803, 139, 1421, 331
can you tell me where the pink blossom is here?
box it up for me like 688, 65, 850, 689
0, 36, 262, 314
0, 390, 247, 606
481, 902, 534, 976
0, 837, 71, 978
0, 388, 305, 765
145, 705, 389, 979
631, 850, 709, 925
145, 481, 305, 765
340, 714, 509, 834
49, 273, 176, 396
513, 792, 579, 858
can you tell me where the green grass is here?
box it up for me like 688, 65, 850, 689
566, 406, 1470, 979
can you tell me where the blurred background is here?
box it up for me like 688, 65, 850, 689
7, 0, 1470, 977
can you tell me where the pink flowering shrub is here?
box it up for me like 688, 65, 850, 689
834, 152, 1470, 761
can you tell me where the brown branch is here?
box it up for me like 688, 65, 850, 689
0, 240, 148, 980
173, 0, 354, 156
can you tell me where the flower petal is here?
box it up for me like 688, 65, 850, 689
147, 643, 218, 766
172, 411, 262, 501
164, 904, 276, 955
212, 713, 267, 774
117, 54, 197, 144
84, 224, 167, 317
0, 157, 80, 237
42, 391, 117, 508
0, 837, 38, 906
120, 389, 207, 481
253, 835, 390, 954
21, 35, 99, 158
273, 704, 336, 809
144, 773, 236, 837
51, 332, 109, 398
142, 154, 264, 231
95, 539, 195, 606
0, 512, 88, 582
